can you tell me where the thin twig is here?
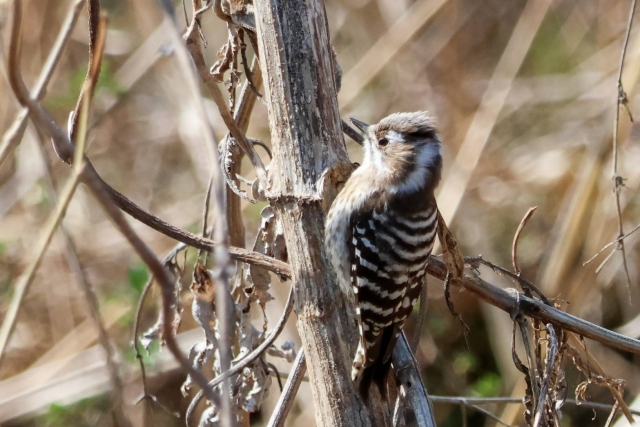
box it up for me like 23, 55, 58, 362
429, 395, 640, 417
186, 284, 296, 426
183, 5, 268, 187
239, 30, 263, 100
605, 401, 620, 427
0, 0, 85, 168
162, 1, 235, 423
35, 99, 131, 427
584, 221, 640, 265
133, 270, 158, 425
596, 248, 618, 274
199, 176, 214, 264
443, 271, 470, 348
471, 256, 550, 305
68, 0, 103, 142
609, 0, 637, 293
267, 350, 307, 427
133, 242, 187, 423
512, 206, 537, 275
515, 315, 539, 408
532, 325, 559, 427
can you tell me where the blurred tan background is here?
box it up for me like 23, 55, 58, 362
1, 0, 640, 425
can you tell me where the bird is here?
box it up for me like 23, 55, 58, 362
325, 111, 442, 399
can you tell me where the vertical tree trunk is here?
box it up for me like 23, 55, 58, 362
255, 1, 375, 425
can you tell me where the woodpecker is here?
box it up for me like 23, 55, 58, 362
325, 111, 442, 399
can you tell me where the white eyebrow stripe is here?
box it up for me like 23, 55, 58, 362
385, 130, 404, 142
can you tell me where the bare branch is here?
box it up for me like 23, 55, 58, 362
430, 395, 640, 418
392, 333, 437, 427
267, 350, 307, 427
133, 242, 187, 422
608, 0, 637, 292
584, 220, 640, 266
183, 6, 268, 187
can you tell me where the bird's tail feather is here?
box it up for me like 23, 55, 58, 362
358, 358, 392, 400
357, 327, 395, 400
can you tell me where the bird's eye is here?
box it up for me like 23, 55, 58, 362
378, 138, 389, 147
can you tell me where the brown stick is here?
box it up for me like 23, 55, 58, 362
511, 206, 537, 275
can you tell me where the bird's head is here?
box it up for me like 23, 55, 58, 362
350, 111, 442, 194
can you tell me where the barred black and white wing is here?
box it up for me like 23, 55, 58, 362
350, 204, 438, 398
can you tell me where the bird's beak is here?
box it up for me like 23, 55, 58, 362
349, 118, 370, 134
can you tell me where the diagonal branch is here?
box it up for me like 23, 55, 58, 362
183, 5, 267, 187
267, 350, 307, 427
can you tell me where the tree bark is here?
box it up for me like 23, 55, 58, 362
254, 1, 374, 425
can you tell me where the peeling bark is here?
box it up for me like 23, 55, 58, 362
254, 0, 376, 425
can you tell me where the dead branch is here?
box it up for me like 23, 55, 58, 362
0, 0, 85, 168
392, 333, 437, 427
133, 242, 187, 421
267, 350, 307, 427
183, 1, 267, 187
5, 0, 221, 407
608, 0, 637, 291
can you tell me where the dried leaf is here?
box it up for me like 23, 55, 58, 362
436, 209, 464, 279
221, 135, 258, 203
228, 0, 248, 14
191, 260, 219, 343
317, 161, 356, 213
242, 206, 288, 307
235, 309, 260, 361
267, 341, 296, 362
223, 0, 256, 32
181, 341, 213, 397
238, 364, 271, 413
210, 41, 233, 82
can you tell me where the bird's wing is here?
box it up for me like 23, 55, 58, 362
350, 209, 398, 367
